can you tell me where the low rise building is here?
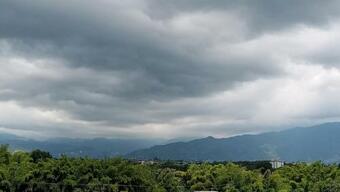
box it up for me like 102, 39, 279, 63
270, 160, 284, 169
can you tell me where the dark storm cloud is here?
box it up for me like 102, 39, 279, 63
0, 0, 281, 101
1, 0, 340, 138
147, 0, 340, 33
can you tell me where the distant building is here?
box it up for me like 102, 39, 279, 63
270, 160, 284, 169
138, 160, 156, 165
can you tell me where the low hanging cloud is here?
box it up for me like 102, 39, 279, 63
1, 0, 340, 138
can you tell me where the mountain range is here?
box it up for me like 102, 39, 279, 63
2, 122, 340, 162
127, 122, 340, 162
0, 135, 163, 158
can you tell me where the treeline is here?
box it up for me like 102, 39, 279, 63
1, 145, 340, 191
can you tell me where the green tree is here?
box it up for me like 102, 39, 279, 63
30, 149, 52, 163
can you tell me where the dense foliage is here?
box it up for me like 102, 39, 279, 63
1, 145, 340, 191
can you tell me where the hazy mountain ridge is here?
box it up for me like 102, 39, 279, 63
2, 122, 340, 161
0, 135, 164, 158
127, 122, 340, 162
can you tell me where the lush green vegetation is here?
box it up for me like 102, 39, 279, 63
1, 145, 340, 191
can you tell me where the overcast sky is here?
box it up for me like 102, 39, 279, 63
1, 0, 340, 139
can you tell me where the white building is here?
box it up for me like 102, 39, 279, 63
270, 160, 284, 169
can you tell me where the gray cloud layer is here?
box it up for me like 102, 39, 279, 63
1, 0, 340, 138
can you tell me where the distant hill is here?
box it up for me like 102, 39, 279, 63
0, 134, 163, 158
127, 122, 340, 162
